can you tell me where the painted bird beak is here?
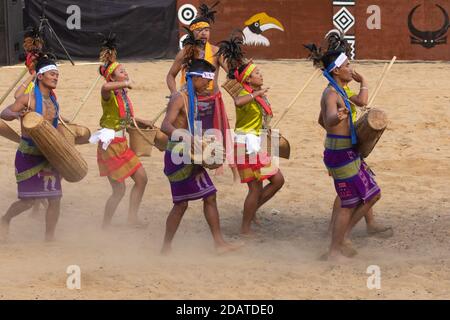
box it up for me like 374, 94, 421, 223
245, 12, 285, 32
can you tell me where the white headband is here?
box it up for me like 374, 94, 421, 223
186, 71, 215, 80
326, 52, 348, 72
37, 64, 58, 75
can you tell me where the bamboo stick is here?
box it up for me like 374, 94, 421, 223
367, 56, 397, 109
70, 74, 102, 123
273, 68, 320, 128
0, 68, 28, 106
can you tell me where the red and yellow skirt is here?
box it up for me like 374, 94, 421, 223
97, 137, 142, 182
234, 142, 279, 184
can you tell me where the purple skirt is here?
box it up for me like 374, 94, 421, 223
324, 135, 380, 208
164, 142, 216, 204
16, 137, 62, 199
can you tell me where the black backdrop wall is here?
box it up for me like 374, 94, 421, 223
23, 0, 179, 60
0, 0, 23, 65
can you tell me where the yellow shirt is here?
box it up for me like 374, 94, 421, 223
100, 92, 123, 131
235, 89, 263, 136
25, 82, 34, 94
344, 85, 358, 123
180, 42, 215, 92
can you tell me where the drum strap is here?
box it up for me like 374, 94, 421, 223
181, 92, 194, 134
322, 71, 357, 145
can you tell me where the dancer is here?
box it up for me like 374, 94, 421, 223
167, 2, 225, 95
310, 31, 392, 240
0, 56, 63, 242
14, 27, 49, 217
89, 33, 148, 228
160, 59, 238, 254
167, 2, 237, 174
306, 32, 381, 260
217, 34, 284, 236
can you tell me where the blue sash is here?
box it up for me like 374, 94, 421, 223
322, 70, 357, 145
34, 81, 59, 128
185, 75, 197, 135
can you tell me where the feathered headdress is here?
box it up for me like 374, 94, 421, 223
23, 26, 43, 54
303, 43, 324, 69
99, 32, 118, 64
304, 29, 351, 70
189, 1, 220, 31
98, 32, 121, 81
216, 30, 247, 78
324, 29, 351, 56
217, 31, 272, 115
182, 26, 204, 66
198, 1, 220, 24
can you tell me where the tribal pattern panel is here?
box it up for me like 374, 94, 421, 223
333, 0, 356, 59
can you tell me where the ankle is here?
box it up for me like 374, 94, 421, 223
240, 227, 253, 234
214, 237, 227, 246
161, 243, 172, 255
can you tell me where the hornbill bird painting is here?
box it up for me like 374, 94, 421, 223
242, 12, 285, 47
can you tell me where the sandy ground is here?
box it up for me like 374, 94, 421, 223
0, 60, 449, 300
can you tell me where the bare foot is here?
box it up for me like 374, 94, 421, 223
326, 250, 353, 262
215, 242, 243, 255
240, 229, 258, 239
367, 223, 393, 238
340, 243, 358, 258
0, 218, 9, 243
160, 245, 172, 256
343, 238, 353, 247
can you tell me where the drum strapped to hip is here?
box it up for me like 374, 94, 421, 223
354, 56, 395, 158
22, 112, 88, 183
190, 135, 225, 170
355, 108, 388, 158
180, 93, 226, 170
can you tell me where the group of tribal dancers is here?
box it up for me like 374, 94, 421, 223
0, 3, 392, 261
